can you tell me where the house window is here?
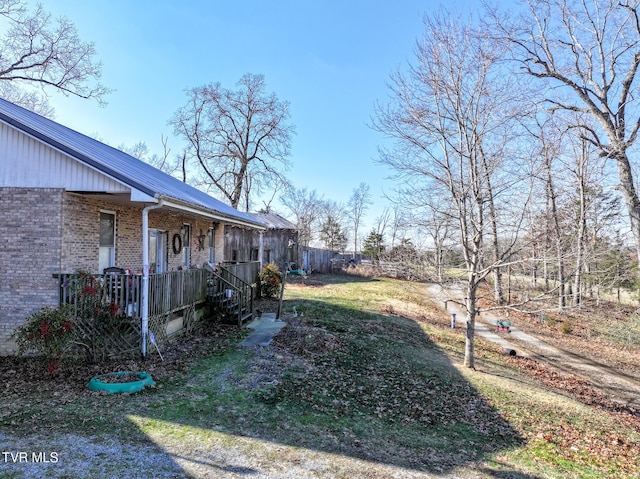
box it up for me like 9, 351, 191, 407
182, 224, 191, 267
264, 249, 271, 264
251, 248, 259, 262
99, 211, 116, 273
231, 249, 238, 262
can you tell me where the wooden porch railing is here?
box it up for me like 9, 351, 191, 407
205, 263, 256, 326
54, 269, 211, 358
148, 270, 208, 317
55, 272, 143, 316
53, 266, 257, 358
221, 261, 261, 286
55, 269, 208, 318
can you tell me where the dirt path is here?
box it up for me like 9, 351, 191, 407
427, 284, 640, 408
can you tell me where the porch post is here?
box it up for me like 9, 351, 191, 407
259, 230, 264, 269
141, 200, 163, 357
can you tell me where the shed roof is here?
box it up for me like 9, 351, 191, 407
246, 212, 297, 230
0, 97, 265, 229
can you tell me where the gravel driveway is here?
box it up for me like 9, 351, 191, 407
427, 283, 640, 408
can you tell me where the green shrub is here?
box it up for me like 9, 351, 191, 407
12, 270, 125, 371
11, 305, 76, 374
259, 263, 282, 298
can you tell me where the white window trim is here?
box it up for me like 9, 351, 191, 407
99, 209, 117, 272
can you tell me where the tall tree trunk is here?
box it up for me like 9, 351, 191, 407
479, 147, 504, 304
615, 152, 640, 265
545, 155, 565, 310
531, 240, 538, 287
573, 159, 588, 307
464, 276, 478, 369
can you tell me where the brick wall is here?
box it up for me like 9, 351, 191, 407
0, 188, 63, 354
1, 189, 228, 355
61, 193, 219, 273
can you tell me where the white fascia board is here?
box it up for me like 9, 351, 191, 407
160, 198, 266, 230
130, 188, 157, 202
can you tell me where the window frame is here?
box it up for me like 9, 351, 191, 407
99, 210, 116, 273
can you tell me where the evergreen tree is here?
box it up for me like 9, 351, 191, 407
362, 229, 385, 259
320, 215, 348, 251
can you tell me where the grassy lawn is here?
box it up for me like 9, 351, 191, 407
1, 274, 639, 478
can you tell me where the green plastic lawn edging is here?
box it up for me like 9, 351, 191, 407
87, 371, 155, 394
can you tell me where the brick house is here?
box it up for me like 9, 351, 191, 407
0, 98, 266, 355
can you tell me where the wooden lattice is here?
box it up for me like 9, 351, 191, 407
54, 269, 221, 361
71, 315, 142, 362
146, 302, 199, 356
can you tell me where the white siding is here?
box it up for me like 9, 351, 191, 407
0, 122, 129, 192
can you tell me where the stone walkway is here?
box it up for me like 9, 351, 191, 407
239, 312, 286, 348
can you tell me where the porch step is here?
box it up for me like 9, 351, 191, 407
210, 298, 252, 326
207, 282, 253, 326
228, 306, 253, 326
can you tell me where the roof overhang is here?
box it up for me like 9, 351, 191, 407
156, 196, 266, 230
0, 99, 268, 231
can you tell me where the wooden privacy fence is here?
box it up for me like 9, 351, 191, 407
221, 261, 261, 286
297, 247, 341, 273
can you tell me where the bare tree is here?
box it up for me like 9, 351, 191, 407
373, 10, 528, 368
372, 207, 392, 253
280, 187, 325, 246
562, 122, 606, 307
414, 201, 456, 283
389, 205, 409, 248
0, 0, 109, 112
120, 136, 183, 177
347, 182, 372, 257
492, 0, 640, 265
242, 168, 291, 213
527, 115, 570, 309
171, 73, 294, 210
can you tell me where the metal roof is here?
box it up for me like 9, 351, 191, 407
0, 97, 265, 229
246, 212, 297, 230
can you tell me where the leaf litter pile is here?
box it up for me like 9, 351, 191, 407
0, 321, 243, 433
257, 310, 520, 469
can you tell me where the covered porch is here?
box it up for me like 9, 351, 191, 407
54, 261, 261, 359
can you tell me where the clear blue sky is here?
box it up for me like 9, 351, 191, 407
37, 0, 481, 237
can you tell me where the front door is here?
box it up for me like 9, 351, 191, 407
149, 230, 167, 273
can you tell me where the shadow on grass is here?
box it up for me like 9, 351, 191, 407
286, 271, 380, 286
127, 294, 540, 478
0, 275, 540, 478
